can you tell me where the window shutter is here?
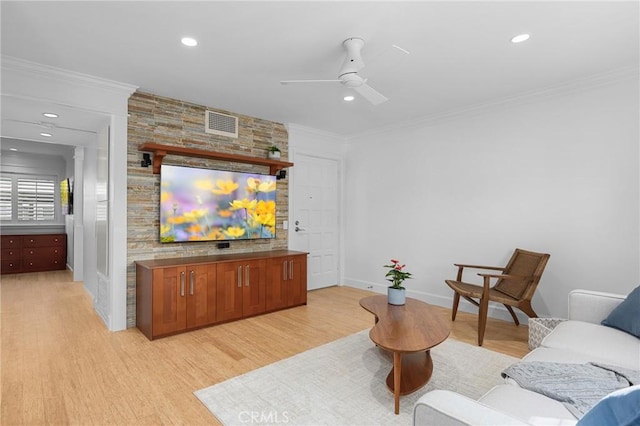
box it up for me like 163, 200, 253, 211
0, 177, 12, 220
17, 178, 55, 221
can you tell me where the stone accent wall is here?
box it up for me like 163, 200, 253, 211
127, 91, 289, 327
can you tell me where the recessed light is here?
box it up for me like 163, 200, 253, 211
181, 37, 198, 47
9, 148, 17, 151
40, 132, 53, 137
43, 112, 58, 118
343, 95, 355, 102
511, 34, 530, 44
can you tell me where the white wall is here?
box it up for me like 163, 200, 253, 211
344, 73, 639, 320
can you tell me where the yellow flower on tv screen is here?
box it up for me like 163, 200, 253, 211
229, 198, 257, 211
223, 226, 246, 238
211, 179, 239, 195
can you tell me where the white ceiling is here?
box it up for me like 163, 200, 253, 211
1, 1, 638, 145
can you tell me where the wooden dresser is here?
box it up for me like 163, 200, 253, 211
1, 234, 67, 274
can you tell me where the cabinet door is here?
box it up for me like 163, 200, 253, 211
216, 261, 244, 322
152, 266, 187, 336
186, 264, 217, 329
287, 255, 308, 307
242, 259, 266, 316
266, 258, 288, 311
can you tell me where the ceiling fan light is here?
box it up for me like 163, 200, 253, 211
511, 34, 530, 43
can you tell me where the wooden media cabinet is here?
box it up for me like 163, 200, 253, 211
135, 250, 307, 340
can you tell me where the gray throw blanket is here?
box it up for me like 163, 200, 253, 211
501, 362, 640, 418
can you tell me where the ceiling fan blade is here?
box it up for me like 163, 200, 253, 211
354, 83, 388, 105
280, 79, 341, 84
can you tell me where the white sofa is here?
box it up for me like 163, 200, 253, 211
413, 289, 640, 426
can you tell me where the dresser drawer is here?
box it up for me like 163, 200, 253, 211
1, 248, 22, 260
1, 260, 22, 274
22, 257, 65, 271
1, 235, 23, 249
22, 234, 66, 248
22, 246, 65, 259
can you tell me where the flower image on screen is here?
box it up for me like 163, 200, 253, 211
160, 165, 276, 243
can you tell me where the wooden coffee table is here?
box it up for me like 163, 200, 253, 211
359, 295, 450, 414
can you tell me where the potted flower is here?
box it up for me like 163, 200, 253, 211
384, 259, 412, 305
267, 145, 281, 160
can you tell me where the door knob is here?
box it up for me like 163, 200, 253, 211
295, 226, 306, 232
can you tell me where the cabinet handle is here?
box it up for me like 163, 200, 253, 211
290, 259, 294, 279
190, 270, 194, 295
180, 271, 185, 297
30, 250, 34, 255
245, 265, 250, 286
283, 261, 287, 281
238, 266, 242, 287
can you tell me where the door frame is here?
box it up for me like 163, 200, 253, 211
287, 147, 345, 289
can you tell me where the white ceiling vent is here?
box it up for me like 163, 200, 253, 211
205, 110, 238, 138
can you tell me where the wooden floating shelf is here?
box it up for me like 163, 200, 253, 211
138, 142, 294, 175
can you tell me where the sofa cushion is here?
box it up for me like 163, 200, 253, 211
601, 286, 640, 338
540, 321, 640, 370
478, 384, 577, 425
522, 347, 614, 365
576, 385, 640, 426
413, 389, 530, 425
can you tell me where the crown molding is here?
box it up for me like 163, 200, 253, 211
286, 123, 347, 142
349, 65, 640, 141
1, 56, 138, 96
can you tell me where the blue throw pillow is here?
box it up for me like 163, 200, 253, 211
577, 385, 640, 426
601, 286, 640, 338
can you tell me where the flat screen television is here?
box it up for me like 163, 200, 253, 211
159, 164, 276, 243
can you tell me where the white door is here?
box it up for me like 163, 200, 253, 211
290, 154, 339, 290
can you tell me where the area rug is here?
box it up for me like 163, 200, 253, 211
195, 329, 519, 425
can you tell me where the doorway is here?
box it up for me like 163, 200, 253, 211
289, 153, 340, 290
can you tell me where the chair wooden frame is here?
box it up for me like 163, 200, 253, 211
445, 248, 550, 346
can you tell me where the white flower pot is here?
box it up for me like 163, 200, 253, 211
387, 287, 406, 305
268, 151, 281, 160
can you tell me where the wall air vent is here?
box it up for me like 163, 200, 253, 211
205, 110, 238, 138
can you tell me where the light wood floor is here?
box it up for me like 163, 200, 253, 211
1, 270, 529, 425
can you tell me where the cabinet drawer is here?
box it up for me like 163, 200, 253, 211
1, 248, 22, 260
1, 235, 23, 248
22, 257, 65, 271
22, 247, 65, 259
1, 260, 22, 274
22, 234, 66, 248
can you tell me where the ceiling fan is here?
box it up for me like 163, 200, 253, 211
280, 37, 389, 106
